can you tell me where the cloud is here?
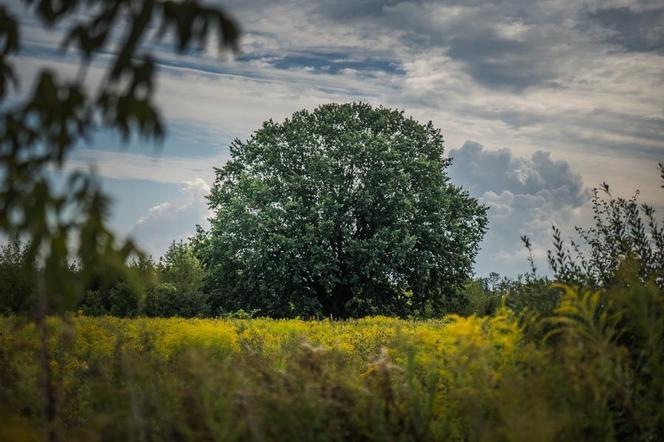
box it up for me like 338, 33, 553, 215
66, 150, 227, 185
586, 6, 664, 53
12, 0, 664, 275
13, 0, 664, 166
448, 141, 590, 276
310, 1, 579, 90
130, 179, 212, 259
449, 141, 587, 207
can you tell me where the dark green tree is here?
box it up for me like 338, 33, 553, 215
0, 237, 35, 314
142, 241, 208, 317
158, 240, 205, 293
202, 102, 488, 318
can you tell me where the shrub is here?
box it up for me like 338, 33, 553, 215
545, 165, 664, 288
462, 273, 560, 317
78, 281, 139, 317
158, 241, 205, 293
142, 283, 209, 318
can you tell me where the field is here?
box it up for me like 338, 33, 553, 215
2, 284, 661, 442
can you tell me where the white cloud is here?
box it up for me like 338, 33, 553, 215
448, 141, 592, 276
130, 179, 212, 259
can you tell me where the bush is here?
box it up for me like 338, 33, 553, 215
158, 241, 205, 293
460, 278, 501, 316
545, 165, 664, 288
137, 241, 209, 317
78, 281, 139, 317
142, 283, 209, 318
462, 273, 560, 317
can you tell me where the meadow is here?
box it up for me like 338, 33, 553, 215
1, 273, 662, 441
1, 2, 663, 441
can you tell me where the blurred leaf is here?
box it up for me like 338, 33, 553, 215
0, 0, 240, 317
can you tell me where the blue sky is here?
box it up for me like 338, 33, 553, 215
10, 0, 664, 276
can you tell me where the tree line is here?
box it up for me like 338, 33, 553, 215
2, 157, 662, 319
0, 239, 207, 317
0, 1, 661, 321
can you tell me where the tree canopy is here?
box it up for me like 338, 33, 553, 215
200, 102, 488, 318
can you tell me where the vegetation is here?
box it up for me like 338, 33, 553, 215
74, 241, 207, 318
0, 0, 239, 315
0, 2, 662, 441
0, 238, 35, 315
143, 241, 209, 318
545, 176, 664, 289
461, 272, 558, 317
1, 261, 662, 440
199, 103, 488, 318
2, 168, 662, 325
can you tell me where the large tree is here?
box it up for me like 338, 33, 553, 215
202, 103, 487, 318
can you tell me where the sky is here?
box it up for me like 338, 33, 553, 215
10, 0, 664, 276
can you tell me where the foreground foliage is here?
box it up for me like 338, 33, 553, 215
1, 263, 662, 441
0, 0, 239, 314
546, 174, 664, 289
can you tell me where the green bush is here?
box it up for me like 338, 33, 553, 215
78, 244, 211, 318
142, 283, 209, 318
462, 273, 560, 317
545, 165, 664, 288
78, 281, 139, 317
158, 241, 205, 294
461, 278, 501, 316
138, 241, 209, 317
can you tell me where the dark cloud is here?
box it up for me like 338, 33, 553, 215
448, 141, 589, 275
315, 0, 409, 20
187, 1, 664, 92
448, 141, 587, 207
445, 33, 559, 90
587, 6, 664, 53
311, 1, 571, 90
238, 51, 404, 75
